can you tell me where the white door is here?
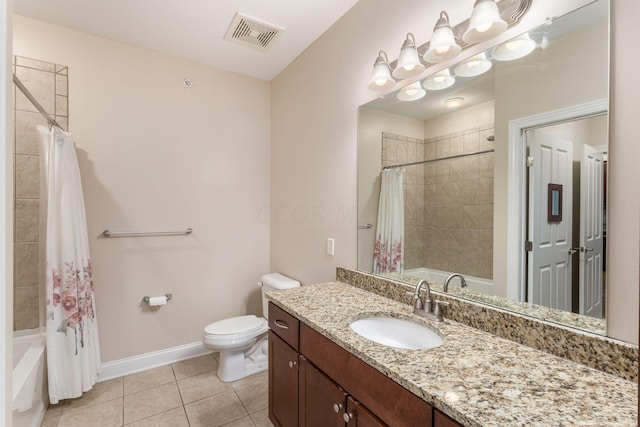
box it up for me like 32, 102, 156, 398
527, 131, 573, 311
579, 144, 604, 318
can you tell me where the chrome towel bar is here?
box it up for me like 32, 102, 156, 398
102, 228, 193, 237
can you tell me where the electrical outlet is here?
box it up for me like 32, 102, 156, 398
327, 238, 335, 256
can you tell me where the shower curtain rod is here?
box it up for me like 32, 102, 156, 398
382, 149, 494, 170
13, 73, 62, 129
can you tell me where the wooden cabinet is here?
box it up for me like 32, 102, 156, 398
299, 356, 346, 427
299, 356, 385, 427
269, 331, 300, 427
268, 302, 462, 427
434, 409, 464, 427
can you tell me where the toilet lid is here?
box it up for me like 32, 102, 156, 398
204, 315, 265, 335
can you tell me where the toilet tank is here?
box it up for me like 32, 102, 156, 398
260, 273, 300, 319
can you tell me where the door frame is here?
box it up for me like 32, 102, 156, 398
506, 99, 608, 301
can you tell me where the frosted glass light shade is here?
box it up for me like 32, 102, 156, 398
397, 81, 426, 101
423, 68, 455, 91
462, 0, 508, 44
492, 32, 536, 61
454, 52, 492, 77
367, 51, 396, 91
424, 11, 462, 63
392, 33, 425, 80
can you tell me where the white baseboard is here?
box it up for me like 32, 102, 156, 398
97, 342, 213, 382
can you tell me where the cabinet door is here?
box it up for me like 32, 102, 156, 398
343, 396, 386, 427
434, 409, 464, 427
300, 357, 347, 427
269, 331, 299, 427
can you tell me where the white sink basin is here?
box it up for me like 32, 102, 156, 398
349, 316, 443, 350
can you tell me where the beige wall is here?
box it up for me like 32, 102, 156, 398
608, 0, 640, 343
270, 0, 639, 344
13, 16, 271, 362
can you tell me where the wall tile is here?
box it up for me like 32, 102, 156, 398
15, 155, 40, 198
463, 131, 480, 153
56, 95, 68, 117
449, 228, 465, 250
479, 249, 493, 279
15, 242, 39, 287
15, 110, 46, 155
450, 136, 463, 156
479, 128, 495, 151
436, 140, 450, 159
56, 74, 68, 96
15, 66, 55, 114
463, 156, 479, 181
14, 285, 39, 330
478, 180, 494, 204
435, 183, 451, 206
435, 161, 449, 184
447, 206, 464, 228
462, 181, 479, 205
15, 199, 39, 242
424, 164, 436, 185
424, 184, 436, 206
16, 56, 56, 72
425, 142, 437, 160
479, 153, 494, 179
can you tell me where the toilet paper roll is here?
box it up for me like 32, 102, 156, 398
148, 296, 167, 306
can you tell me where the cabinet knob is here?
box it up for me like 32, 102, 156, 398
288, 360, 297, 368
333, 403, 343, 413
343, 412, 353, 423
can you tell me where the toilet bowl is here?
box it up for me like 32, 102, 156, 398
202, 273, 300, 382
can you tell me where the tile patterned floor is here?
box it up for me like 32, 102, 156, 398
40, 354, 275, 427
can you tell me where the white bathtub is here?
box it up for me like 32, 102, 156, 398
404, 267, 495, 295
13, 330, 47, 427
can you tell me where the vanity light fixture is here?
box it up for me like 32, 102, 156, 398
424, 11, 462, 64
454, 52, 492, 77
397, 81, 426, 101
366, 0, 532, 92
462, 0, 508, 44
445, 97, 465, 108
392, 33, 425, 80
367, 50, 396, 91
422, 68, 455, 91
492, 32, 536, 61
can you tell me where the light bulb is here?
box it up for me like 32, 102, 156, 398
403, 64, 416, 71
435, 45, 451, 54
475, 23, 493, 33
406, 88, 418, 96
375, 78, 387, 86
434, 76, 446, 83
506, 39, 524, 51
467, 60, 481, 68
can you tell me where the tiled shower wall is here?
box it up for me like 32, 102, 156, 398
13, 56, 68, 331
382, 124, 494, 279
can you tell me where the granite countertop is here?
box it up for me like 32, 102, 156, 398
267, 282, 638, 427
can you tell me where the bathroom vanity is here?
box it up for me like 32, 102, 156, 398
267, 282, 637, 426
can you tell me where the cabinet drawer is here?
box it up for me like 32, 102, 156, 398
300, 323, 432, 427
269, 302, 300, 351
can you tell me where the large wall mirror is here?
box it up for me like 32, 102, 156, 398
358, 0, 611, 335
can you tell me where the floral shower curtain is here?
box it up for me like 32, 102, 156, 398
373, 168, 405, 274
39, 126, 100, 404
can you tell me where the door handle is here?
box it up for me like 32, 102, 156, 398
583, 246, 594, 252
569, 248, 579, 255
273, 319, 289, 329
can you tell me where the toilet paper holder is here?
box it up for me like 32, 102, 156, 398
143, 293, 173, 303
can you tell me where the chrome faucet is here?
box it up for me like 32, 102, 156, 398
443, 273, 467, 293
411, 279, 449, 322
412, 279, 432, 314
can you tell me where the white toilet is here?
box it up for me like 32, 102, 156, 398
202, 273, 300, 382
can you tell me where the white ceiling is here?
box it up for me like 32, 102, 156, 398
12, 0, 359, 81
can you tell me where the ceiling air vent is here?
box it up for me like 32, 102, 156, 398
224, 13, 284, 50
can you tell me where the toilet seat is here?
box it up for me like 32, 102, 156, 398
203, 315, 268, 349
204, 315, 265, 336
